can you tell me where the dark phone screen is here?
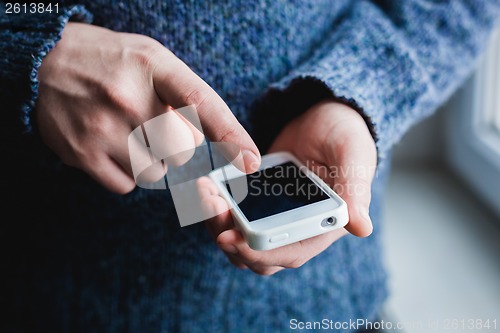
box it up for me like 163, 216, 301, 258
227, 162, 329, 222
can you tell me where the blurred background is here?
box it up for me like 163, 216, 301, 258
382, 29, 500, 332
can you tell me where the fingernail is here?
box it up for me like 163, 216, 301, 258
219, 243, 238, 254
242, 150, 261, 173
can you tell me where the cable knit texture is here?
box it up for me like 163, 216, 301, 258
1, 1, 499, 332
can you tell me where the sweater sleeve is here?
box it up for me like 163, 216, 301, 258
0, 4, 92, 136
253, 0, 500, 158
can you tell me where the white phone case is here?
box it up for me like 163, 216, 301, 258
209, 152, 348, 250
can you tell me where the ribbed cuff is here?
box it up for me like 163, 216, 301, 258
0, 5, 93, 133
251, 75, 377, 156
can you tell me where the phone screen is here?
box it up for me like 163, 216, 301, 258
227, 162, 330, 222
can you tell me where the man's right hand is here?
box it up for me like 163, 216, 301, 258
36, 22, 260, 194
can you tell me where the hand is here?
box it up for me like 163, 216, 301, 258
200, 101, 377, 275
36, 22, 260, 193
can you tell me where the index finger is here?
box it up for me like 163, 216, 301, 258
151, 50, 261, 173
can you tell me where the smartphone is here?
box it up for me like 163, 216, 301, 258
209, 151, 348, 250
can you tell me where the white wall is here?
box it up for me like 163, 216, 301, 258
392, 106, 446, 166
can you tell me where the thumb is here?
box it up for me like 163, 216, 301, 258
325, 123, 376, 238
333, 170, 374, 238
151, 50, 261, 173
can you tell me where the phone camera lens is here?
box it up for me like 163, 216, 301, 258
321, 216, 337, 227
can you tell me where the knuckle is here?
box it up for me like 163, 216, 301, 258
217, 126, 238, 144
184, 89, 236, 141
102, 80, 134, 110
99, 78, 143, 122
129, 37, 164, 68
184, 88, 213, 110
127, 35, 173, 79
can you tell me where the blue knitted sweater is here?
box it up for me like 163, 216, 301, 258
1, 1, 498, 332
